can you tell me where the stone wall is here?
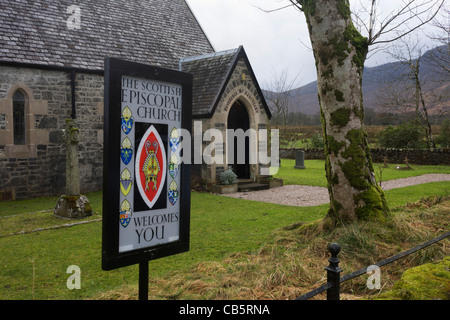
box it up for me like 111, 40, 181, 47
280, 148, 450, 165
0, 66, 104, 200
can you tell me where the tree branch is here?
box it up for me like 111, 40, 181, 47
251, 3, 297, 14
288, 0, 303, 11
369, 0, 445, 45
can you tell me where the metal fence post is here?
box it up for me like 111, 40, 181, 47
325, 243, 342, 300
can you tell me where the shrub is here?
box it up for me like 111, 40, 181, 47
377, 122, 426, 148
310, 132, 325, 148
435, 118, 450, 148
220, 167, 237, 185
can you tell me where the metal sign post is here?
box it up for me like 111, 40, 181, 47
102, 58, 192, 299
139, 261, 149, 300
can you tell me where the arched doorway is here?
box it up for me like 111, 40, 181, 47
227, 100, 250, 179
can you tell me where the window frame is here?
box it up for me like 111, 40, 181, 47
12, 90, 26, 145
1, 84, 38, 159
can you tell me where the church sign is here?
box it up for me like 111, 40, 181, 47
102, 58, 192, 271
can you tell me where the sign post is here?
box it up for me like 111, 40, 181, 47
102, 58, 192, 299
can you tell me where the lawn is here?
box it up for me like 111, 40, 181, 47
275, 159, 450, 187
0, 159, 449, 299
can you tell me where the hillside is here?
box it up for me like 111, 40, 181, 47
264, 45, 449, 116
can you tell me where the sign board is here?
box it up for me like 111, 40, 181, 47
102, 58, 192, 271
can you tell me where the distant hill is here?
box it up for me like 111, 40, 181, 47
263, 45, 449, 116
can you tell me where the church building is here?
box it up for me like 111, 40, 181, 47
181, 46, 272, 187
0, 0, 272, 200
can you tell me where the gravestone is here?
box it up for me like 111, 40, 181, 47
54, 118, 92, 219
294, 150, 306, 169
395, 156, 412, 171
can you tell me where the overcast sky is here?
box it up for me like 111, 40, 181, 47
186, 0, 445, 89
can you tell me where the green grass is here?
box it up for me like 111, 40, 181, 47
275, 159, 327, 186
374, 257, 450, 300
275, 159, 450, 187
385, 182, 450, 208
0, 160, 449, 299
0, 191, 103, 218
0, 192, 327, 299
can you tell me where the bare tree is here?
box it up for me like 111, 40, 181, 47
380, 36, 439, 148
264, 69, 300, 128
282, 0, 445, 228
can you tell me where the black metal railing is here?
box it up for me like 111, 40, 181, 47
295, 231, 450, 300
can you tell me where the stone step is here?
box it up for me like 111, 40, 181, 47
238, 183, 270, 192
237, 179, 254, 185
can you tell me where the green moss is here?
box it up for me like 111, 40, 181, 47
328, 135, 345, 154
353, 186, 388, 221
318, 49, 330, 66
334, 89, 345, 102
341, 160, 370, 190
329, 37, 350, 66
375, 257, 450, 300
340, 128, 389, 217
299, 0, 316, 17
343, 24, 368, 72
352, 105, 363, 120
322, 67, 334, 78
319, 108, 327, 135
341, 129, 364, 158
331, 198, 343, 213
321, 82, 333, 96
340, 129, 370, 190
331, 173, 339, 185
337, 0, 351, 20
63, 194, 80, 205
330, 108, 351, 128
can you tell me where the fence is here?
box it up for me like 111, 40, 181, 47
295, 231, 450, 300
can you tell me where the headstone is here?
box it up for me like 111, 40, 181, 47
294, 150, 306, 169
396, 156, 412, 171
404, 157, 411, 168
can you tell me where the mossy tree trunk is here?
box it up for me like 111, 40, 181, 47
298, 0, 389, 227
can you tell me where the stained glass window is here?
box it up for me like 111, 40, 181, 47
13, 91, 25, 145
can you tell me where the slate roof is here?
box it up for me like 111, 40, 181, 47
0, 0, 214, 71
180, 48, 238, 117
180, 46, 271, 118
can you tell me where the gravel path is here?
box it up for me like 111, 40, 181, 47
221, 174, 450, 207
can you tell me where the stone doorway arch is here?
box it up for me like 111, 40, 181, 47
227, 100, 250, 179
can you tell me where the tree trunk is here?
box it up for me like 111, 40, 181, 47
412, 58, 436, 149
299, 0, 389, 227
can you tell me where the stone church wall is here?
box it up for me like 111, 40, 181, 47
0, 66, 104, 200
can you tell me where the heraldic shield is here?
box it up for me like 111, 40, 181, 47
135, 125, 167, 209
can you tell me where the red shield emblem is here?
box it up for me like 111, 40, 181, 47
135, 125, 166, 209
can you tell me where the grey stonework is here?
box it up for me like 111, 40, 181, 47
0, 0, 214, 200
280, 148, 450, 165
0, 66, 103, 199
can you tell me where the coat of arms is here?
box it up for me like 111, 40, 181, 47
120, 137, 133, 165
120, 168, 132, 196
169, 153, 179, 179
121, 106, 134, 135
135, 125, 166, 209
168, 180, 179, 205
119, 199, 132, 228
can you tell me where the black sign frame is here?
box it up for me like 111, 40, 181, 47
102, 57, 192, 271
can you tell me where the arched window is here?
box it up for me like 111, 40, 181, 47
12, 91, 26, 145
